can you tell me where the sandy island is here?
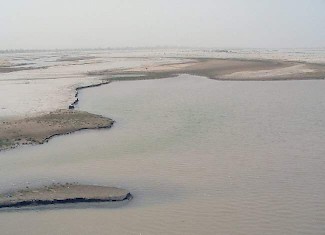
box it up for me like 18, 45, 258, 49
0, 109, 114, 151
0, 184, 132, 209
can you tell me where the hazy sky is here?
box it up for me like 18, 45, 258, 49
1, 0, 324, 49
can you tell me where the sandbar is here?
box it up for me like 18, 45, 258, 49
0, 184, 132, 209
0, 109, 114, 151
96, 58, 325, 81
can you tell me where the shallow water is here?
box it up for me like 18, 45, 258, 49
0, 75, 325, 234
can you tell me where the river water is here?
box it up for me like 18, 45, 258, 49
0, 75, 325, 234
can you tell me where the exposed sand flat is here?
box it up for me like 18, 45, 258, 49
0, 184, 132, 209
0, 55, 185, 118
111, 58, 325, 81
0, 78, 86, 118
0, 59, 10, 66
56, 56, 97, 62
124, 60, 198, 72
219, 64, 317, 80
125, 59, 284, 73
0, 110, 114, 151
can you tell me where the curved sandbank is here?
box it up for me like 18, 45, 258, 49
0, 184, 132, 209
91, 58, 325, 81
0, 109, 114, 151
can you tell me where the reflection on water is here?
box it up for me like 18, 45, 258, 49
0, 75, 325, 235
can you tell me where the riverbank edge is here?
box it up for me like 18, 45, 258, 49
0, 81, 115, 152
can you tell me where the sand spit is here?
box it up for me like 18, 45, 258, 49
96, 58, 325, 81
0, 184, 132, 209
0, 109, 114, 151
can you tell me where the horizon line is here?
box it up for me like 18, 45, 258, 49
1, 46, 325, 53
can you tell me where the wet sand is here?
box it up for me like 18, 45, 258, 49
0, 184, 131, 209
0, 109, 114, 151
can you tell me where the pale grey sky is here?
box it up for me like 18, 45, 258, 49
1, 0, 324, 49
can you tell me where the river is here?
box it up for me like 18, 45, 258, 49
0, 75, 325, 234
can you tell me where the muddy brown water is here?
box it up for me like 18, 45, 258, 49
0, 75, 325, 234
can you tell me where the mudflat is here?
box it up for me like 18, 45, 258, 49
0, 109, 114, 151
0, 184, 132, 209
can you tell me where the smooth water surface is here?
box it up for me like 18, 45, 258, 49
0, 75, 325, 234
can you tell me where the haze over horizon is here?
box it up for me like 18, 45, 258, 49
1, 0, 324, 50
